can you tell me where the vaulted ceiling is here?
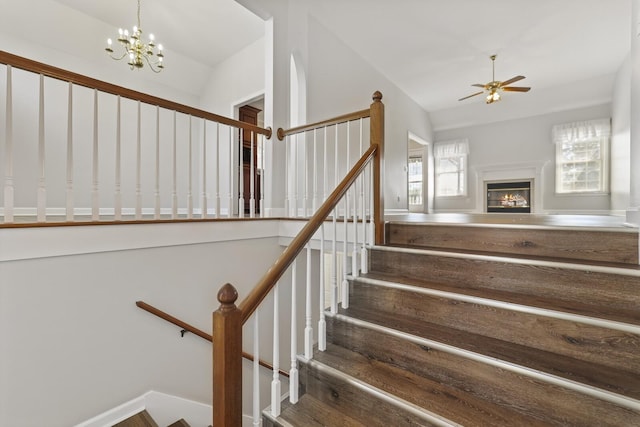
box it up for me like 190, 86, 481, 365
40, 0, 634, 128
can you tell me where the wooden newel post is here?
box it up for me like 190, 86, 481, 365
370, 91, 385, 245
213, 283, 242, 427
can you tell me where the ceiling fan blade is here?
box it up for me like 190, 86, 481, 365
458, 91, 484, 101
500, 75, 526, 86
471, 84, 486, 88
502, 86, 531, 92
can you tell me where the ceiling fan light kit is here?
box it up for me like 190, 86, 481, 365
459, 54, 530, 104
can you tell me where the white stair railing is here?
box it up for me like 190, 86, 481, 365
0, 51, 271, 224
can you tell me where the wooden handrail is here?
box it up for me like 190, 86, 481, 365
238, 143, 378, 323
135, 301, 288, 378
212, 92, 384, 426
276, 108, 371, 140
0, 50, 271, 138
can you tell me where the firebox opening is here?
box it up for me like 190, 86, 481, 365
487, 181, 532, 213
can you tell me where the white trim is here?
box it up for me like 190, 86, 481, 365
75, 390, 212, 427
0, 220, 280, 262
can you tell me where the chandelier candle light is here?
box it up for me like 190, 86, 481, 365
105, 0, 165, 72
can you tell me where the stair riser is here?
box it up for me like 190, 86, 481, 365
326, 316, 640, 426
369, 249, 640, 320
387, 223, 639, 265
298, 360, 442, 427
350, 281, 640, 373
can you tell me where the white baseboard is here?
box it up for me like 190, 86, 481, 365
74, 390, 212, 427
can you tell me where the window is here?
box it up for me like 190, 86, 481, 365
408, 155, 423, 205
434, 139, 469, 197
552, 119, 610, 194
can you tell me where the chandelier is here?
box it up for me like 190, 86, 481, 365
105, 0, 165, 72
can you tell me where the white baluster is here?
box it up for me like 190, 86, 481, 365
114, 95, 121, 221
290, 260, 299, 403
201, 121, 207, 218
171, 111, 178, 219
215, 122, 220, 218
331, 207, 338, 315
250, 131, 255, 218
136, 101, 142, 220
360, 119, 368, 274
228, 126, 233, 218
238, 128, 244, 218
318, 223, 327, 351
351, 170, 359, 278
323, 127, 328, 205
252, 310, 260, 427
334, 125, 338, 219
369, 162, 375, 249
187, 116, 193, 219
342, 122, 350, 308
154, 106, 160, 219
259, 134, 265, 218
284, 135, 290, 217
271, 282, 281, 417
292, 134, 298, 218
67, 83, 75, 221
330, 124, 339, 313
3, 65, 14, 223
92, 89, 99, 221
37, 74, 46, 222
304, 244, 313, 360
312, 128, 318, 214
303, 131, 309, 217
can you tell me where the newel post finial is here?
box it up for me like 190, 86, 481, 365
372, 90, 383, 103
212, 283, 242, 426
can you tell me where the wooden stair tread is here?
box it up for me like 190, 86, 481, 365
268, 393, 367, 427
386, 242, 640, 270
312, 343, 549, 427
167, 419, 190, 427
337, 304, 640, 400
112, 410, 159, 427
360, 270, 640, 326
386, 222, 639, 266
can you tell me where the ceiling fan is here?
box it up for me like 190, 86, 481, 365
458, 55, 531, 104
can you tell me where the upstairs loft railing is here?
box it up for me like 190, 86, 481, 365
211, 92, 384, 426
0, 50, 272, 225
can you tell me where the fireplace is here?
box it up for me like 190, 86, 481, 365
486, 181, 531, 213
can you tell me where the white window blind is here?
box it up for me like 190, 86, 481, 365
552, 119, 610, 194
434, 139, 469, 197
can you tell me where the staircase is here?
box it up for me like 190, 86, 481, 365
264, 220, 640, 426
113, 410, 195, 427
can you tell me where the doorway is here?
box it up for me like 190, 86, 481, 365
408, 135, 429, 213
238, 101, 264, 215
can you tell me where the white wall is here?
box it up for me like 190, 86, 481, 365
611, 55, 632, 214
305, 16, 434, 212
0, 223, 286, 427
434, 104, 612, 214
200, 37, 266, 117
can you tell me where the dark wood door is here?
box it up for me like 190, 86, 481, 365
239, 105, 261, 214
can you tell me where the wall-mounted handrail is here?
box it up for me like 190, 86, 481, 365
0, 51, 271, 138
135, 301, 288, 378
